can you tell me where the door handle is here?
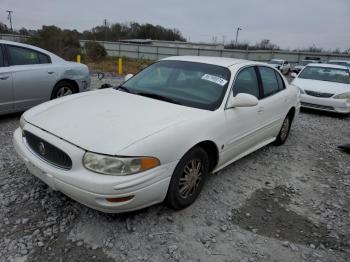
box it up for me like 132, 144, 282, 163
257, 107, 264, 113
0, 76, 9, 80
48, 71, 54, 74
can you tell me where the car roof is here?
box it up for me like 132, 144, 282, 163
306, 63, 349, 70
162, 56, 250, 67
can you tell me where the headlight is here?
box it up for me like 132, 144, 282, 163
19, 115, 25, 129
83, 152, 160, 176
334, 92, 350, 99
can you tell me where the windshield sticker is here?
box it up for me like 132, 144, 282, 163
201, 74, 228, 86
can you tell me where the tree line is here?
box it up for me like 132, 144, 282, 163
0, 22, 186, 60
0, 22, 185, 42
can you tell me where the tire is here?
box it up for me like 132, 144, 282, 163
274, 114, 292, 146
165, 147, 209, 210
51, 81, 75, 99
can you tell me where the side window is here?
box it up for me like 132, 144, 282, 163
38, 53, 51, 64
0, 46, 4, 67
275, 71, 286, 90
8, 45, 40, 66
232, 67, 260, 98
259, 67, 280, 97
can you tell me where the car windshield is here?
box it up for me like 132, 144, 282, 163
268, 60, 283, 65
121, 60, 231, 110
299, 66, 350, 84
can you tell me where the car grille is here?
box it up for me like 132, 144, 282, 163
305, 90, 334, 98
301, 102, 334, 111
23, 131, 72, 170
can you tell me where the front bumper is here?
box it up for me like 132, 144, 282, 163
300, 94, 350, 114
13, 126, 176, 213
77, 75, 91, 92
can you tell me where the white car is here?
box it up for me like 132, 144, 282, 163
13, 56, 300, 213
267, 59, 291, 75
0, 40, 90, 116
292, 63, 350, 114
293, 60, 320, 74
328, 60, 350, 69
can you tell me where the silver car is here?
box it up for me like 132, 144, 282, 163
0, 40, 90, 115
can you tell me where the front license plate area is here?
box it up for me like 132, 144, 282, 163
26, 162, 56, 189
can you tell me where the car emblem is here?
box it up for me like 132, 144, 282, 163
38, 142, 45, 156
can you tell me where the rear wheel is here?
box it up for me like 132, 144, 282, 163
165, 147, 209, 210
51, 81, 75, 99
274, 114, 292, 145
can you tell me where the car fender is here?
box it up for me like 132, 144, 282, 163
118, 110, 226, 166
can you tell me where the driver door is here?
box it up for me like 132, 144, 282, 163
222, 66, 263, 164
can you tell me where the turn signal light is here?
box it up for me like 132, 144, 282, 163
105, 196, 134, 203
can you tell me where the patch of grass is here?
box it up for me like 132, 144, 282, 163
83, 57, 153, 75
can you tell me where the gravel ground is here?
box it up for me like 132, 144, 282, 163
0, 96, 349, 261
90, 74, 123, 89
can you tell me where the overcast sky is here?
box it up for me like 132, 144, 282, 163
1, 0, 349, 50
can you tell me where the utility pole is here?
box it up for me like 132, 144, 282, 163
6, 10, 13, 33
235, 27, 242, 47
103, 18, 107, 41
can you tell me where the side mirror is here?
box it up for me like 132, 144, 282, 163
227, 93, 258, 108
124, 74, 133, 82
291, 72, 297, 78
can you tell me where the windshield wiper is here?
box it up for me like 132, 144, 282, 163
136, 92, 183, 105
114, 85, 134, 93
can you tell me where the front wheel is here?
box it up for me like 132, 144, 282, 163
274, 115, 292, 145
51, 81, 75, 99
165, 147, 209, 210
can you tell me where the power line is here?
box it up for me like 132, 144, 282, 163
6, 10, 13, 33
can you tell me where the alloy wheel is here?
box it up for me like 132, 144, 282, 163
178, 159, 203, 199
280, 117, 290, 141
56, 86, 73, 97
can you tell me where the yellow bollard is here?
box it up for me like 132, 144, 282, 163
77, 55, 81, 63
118, 58, 123, 75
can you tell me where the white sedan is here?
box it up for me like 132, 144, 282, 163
13, 56, 300, 213
292, 63, 350, 114
0, 40, 90, 116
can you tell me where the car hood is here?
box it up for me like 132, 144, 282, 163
24, 89, 205, 155
292, 78, 350, 95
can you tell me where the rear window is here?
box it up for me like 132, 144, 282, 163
299, 66, 350, 84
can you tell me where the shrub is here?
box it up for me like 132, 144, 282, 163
26, 26, 81, 60
84, 41, 107, 61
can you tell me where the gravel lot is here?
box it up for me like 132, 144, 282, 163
0, 88, 349, 261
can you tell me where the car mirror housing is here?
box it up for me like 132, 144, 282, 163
227, 93, 259, 108
124, 74, 134, 82
291, 72, 297, 78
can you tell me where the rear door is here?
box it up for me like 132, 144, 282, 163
256, 66, 288, 139
5, 44, 57, 110
0, 44, 13, 113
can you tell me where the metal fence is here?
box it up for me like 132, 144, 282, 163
80, 40, 350, 65
1, 34, 350, 65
